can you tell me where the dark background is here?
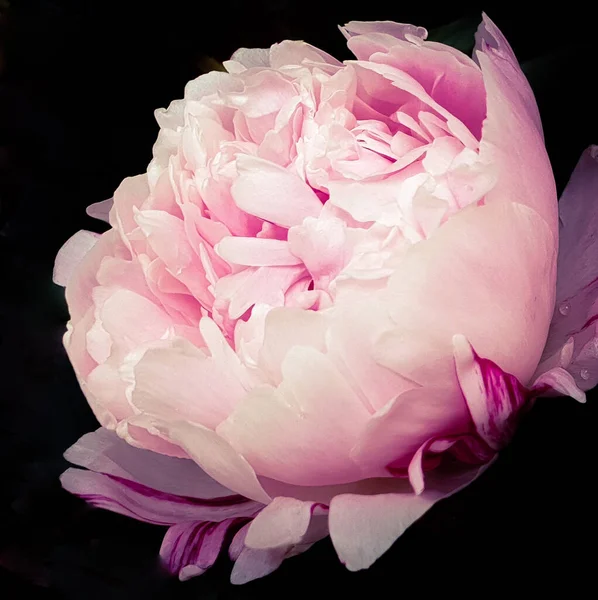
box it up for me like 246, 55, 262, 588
1, 1, 597, 597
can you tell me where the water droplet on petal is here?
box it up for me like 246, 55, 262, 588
559, 302, 571, 316
581, 368, 590, 381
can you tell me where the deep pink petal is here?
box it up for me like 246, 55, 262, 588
453, 334, 530, 451
161, 518, 247, 581
244, 497, 327, 550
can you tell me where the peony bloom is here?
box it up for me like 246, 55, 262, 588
54, 15, 597, 583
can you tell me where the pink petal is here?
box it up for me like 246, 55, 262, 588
128, 338, 248, 430
329, 463, 487, 571
64, 428, 233, 498
216, 237, 302, 267
110, 174, 150, 251
244, 497, 325, 550
60, 469, 260, 525
225, 47, 270, 73
453, 334, 530, 451
86, 198, 114, 223
352, 59, 478, 149
531, 367, 586, 403
287, 217, 349, 287
230, 501, 329, 584
231, 155, 323, 228
142, 417, 271, 504
540, 147, 598, 390
375, 200, 557, 392
218, 347, 371, 486
475, 14, 557, 231
269, 40, 342, 69
258, 307, 327, 384
340, 21, 428, 45
230, 546, 288, 585
351, 386, 469, 475
226, 265, 306, 319
53, 230, 101, 287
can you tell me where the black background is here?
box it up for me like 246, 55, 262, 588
1, 1, 598, 597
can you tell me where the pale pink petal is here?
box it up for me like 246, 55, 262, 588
53, 230, 101, 286
109, 174, 150, 251
86, 198, 114, 223
64, 428, 233, 498
475, 13, 542, 135
140, 417, 271, 504
230, 546, 288, 585
351, 386, 469, 475
475, 14, 557, 230
64, 229, 123, 322
269, 40, 343, 69
225, 47, 270, 73
225, 265, 306, 319
531, 367, 586, 403
340, 21, 428, 45
375, 201, 556, 392
232, 155, 323, 227
218, 347, 371, 486
287, 217, 349, 287
128, 339, 247, 430
453, 334, 530, 451
216, 237, 302, 267
329, 463, 487, 571
244, 497, 324, 550
258, 307, 327, 384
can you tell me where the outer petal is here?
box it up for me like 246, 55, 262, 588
86, 198, 114, 223
53, 230, 100, 286
60, 469, 261, 525
137, 417, 271, 504
539, 147, 598, 390
475, 14, 557, 232
244, 497, 326, 550
160, 518, 247, 581
372, 200, 557, 391
64, 428, 233, 498
351, 386, 469, 474
329, 463, 487, 571
217, 347, 371, 486
230, 500, 328, 585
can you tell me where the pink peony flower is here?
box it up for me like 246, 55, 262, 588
55, 15, 596, 583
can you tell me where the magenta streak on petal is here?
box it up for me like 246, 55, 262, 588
161, 517, 251, 580
105, 474, 252, 508
454, 335, 531, 451
62, 469, 262, 525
